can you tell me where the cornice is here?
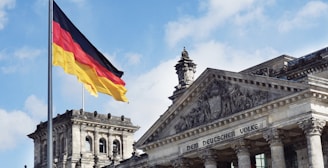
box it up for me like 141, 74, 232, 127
28, 110, 140, 140
138, 89, 328, 151
286, 61, 328, 80
72, 119, 139, 133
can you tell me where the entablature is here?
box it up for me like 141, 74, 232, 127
138, 89, 328, 152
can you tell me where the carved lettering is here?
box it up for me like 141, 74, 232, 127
181, 121, 265, 154
239, 124, 259, 134
202, 131, 235, 146
186, 143, 198, 151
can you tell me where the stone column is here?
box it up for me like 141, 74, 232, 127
299, 117, 326, 168
232, 140, 251, 168
263, 128, 286, 168
171, 157, 191, 168
200, 149, 217, 168
122, 133, 129, 159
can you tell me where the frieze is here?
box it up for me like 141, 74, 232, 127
179, 120, 266, 154
175, 80, 271, 133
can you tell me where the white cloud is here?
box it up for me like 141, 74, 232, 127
278, 1, 328, 32
0, 109, 35, 151
191, 41, 279, 74
233, 6, 264, 26
125, 52, 142, 65
1, 65, 17, 74
0, 94, 48, 151
24, 95, 47, 120
0, 0, 15, 30
165, 0, 258, 48
103, 59, 177, 139
14, 46, 42, 60
0, 46, 43, 74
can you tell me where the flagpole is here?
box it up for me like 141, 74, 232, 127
47, 0, 54, 168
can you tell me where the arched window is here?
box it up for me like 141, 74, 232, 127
85, 136, 92, 152
113, 140, 120, 157
99, 138, 106, 153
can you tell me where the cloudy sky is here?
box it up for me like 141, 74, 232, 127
0, 0, 328, 167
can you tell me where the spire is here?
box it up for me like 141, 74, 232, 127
169, 47, 196, 102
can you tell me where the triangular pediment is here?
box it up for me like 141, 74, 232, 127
136, 68, 308, 147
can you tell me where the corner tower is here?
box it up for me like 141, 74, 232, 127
28, 109, 139, 168
169, 47, 196, 102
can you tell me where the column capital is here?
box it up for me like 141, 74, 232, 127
263, 128, 284, 146
199, 148, 217, 163
298, 117, 326, 136
171, 157, 191, 168
231, 139, 250, 154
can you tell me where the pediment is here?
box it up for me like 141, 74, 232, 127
174, 79, 278, 133
136, 68, 308, 147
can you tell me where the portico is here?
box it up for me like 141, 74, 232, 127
116, 47, 328, 168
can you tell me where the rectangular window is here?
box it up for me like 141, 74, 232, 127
255, 153, 267, 168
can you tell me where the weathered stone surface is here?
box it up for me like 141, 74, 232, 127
28, 110, 139, 168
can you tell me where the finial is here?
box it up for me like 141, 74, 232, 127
181, 47, 189, 59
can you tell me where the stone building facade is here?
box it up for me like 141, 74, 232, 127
28, 109, 139, 168
117, 47, 328, 168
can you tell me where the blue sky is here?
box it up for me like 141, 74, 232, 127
0, 0, 328, 167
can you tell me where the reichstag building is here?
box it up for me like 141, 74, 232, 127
29, 46, 328, 168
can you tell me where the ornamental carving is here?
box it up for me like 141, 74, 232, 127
298, 117, 326, 136
251, 67, 282, 77
263, 128, 284, 146
175, 80, 270, 133
171, 157, 191, 168
200, 149, 217, 162
231, 139, 250, 155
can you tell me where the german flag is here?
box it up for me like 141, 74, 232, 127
52, 1, 127, 102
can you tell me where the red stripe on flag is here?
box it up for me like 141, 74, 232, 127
53, 21, 125, 86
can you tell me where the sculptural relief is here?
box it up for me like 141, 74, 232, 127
175, 80, 270, 133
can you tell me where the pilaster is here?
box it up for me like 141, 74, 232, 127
94, 128, 99, 155
107, 129, 112, 159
